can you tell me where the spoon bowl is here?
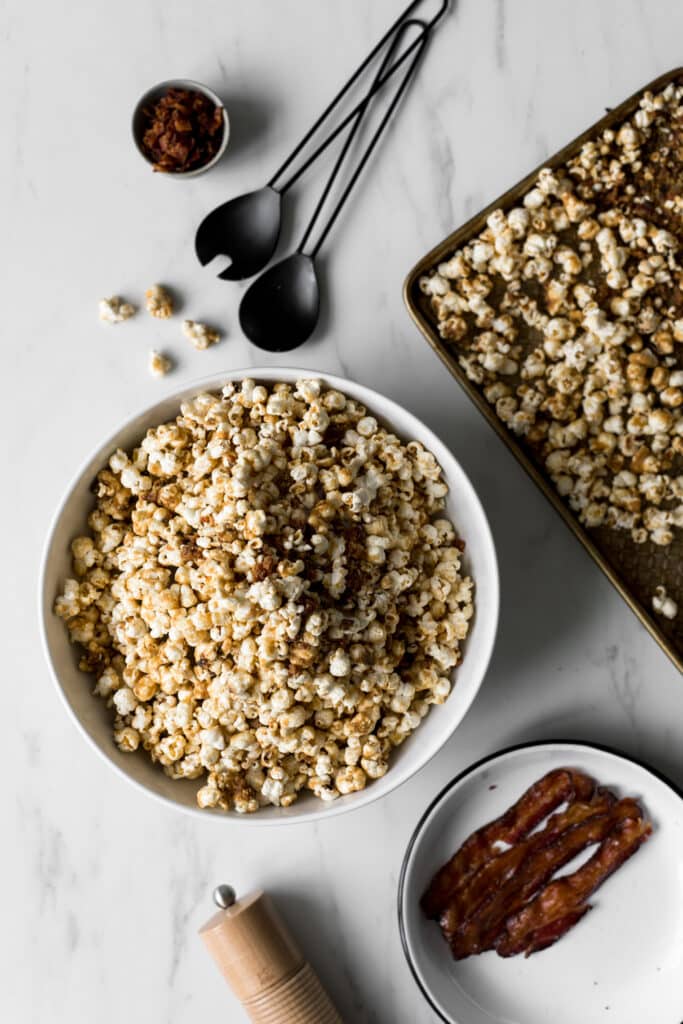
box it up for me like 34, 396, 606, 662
195, 186, 282, 280
239, 21, 430, 352
194, 2, 443, 282
239, 253, 320, 351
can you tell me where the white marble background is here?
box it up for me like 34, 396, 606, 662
3, 1, 683, 1021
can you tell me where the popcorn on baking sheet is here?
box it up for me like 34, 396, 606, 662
419, 81, 683, 548
182, 319, 221, 351
145, 284, 174, 319
652, 585, 678, 620
54, 379, 473, 812
99, 296, 136, 324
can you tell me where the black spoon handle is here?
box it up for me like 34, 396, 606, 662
297, 18, 426, 257
267, 0, 449, 193
296, 19, 431, 260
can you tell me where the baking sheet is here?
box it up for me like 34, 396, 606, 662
404, 67, 683, 673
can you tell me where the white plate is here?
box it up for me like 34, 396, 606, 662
398, 741, 683, 1024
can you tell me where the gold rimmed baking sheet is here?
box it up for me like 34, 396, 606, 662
404, 67, 683, 674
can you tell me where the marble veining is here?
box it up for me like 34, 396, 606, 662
4, 1, 683, 1021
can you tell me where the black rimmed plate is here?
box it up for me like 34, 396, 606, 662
398, 741, 683, 1024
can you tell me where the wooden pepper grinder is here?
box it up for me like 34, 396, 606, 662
200, 885, 343, 1024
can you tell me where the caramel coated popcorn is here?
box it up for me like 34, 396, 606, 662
182, 319, 220, 351
55, 379, 473, 812
99, 296, 136, 324
145, 284, 174, 320
420, 82, 683, 548
148, 350, 173, 377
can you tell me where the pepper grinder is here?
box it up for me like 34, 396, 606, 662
200, 884, 343, 1024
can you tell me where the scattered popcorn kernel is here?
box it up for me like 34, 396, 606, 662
99, 296, 136, 324
148, 350, 173, 377
182, 319, 221, 351
145, 284, 174, 319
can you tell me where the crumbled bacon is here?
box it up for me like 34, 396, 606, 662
251, 551, 277, 582
141, 88, 224, 173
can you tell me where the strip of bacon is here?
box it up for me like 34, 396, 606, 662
448, 797, 642, 959
439, 789, 615, 938
496, 813, 651, 958
421, 768, 596, 919
515, 906, 591, 956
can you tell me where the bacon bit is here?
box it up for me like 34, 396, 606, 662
180, 538, 201, 563
141, 88, 224, 173
344, 523, 367, 563
324, 421, 347, 448
289, 642, 316, 667
251, 552, 277, 582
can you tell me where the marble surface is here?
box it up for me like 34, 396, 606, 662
4, 1, 683, 1021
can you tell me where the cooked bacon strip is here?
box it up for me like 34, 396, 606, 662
496, 812, 651, 958
448, 797, 642, 959
516, 906, 591, 956
421, 768, 595, 919
439, 789, 615, 938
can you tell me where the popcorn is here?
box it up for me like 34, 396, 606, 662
55, 379, 473, 812
182, 319, 221, 351
329, 648, 351, 678
652, 585, 678, 620
145, 284, 174, 319
419, 81, 683, 548
113, 687, 137, 717
99, 295, 136, 324
335, 765, 367, 795
114, 727, 140, 752
148, 350, 173, 377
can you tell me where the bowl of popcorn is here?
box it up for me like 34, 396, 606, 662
40, 370, 498, 822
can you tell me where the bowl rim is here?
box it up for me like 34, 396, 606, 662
396, 738, 683, 1023
39, 367, 499, 825
131, 77, 230, 177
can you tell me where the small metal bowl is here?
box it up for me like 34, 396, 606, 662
132, 78, 230, 178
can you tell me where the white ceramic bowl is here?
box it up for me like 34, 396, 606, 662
132, 78, 230, 177
39, 369, 498, 824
